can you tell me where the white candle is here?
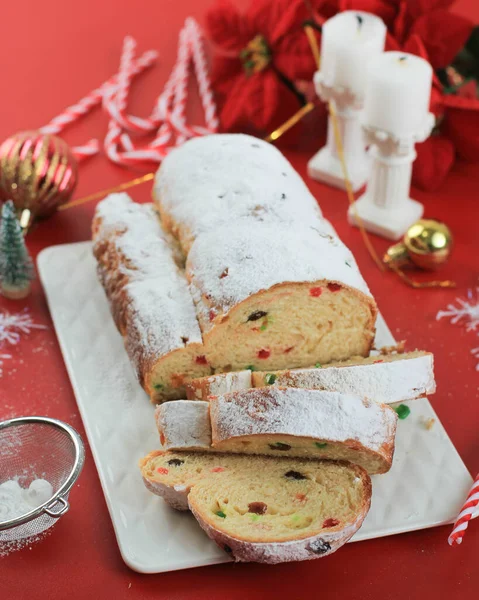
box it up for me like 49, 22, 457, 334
320, 11, 386, 99
363, 52, 433, 137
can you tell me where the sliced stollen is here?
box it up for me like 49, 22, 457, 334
155, 388, 398, 474
185, 350, 435, 404
187, 221, 377, 372
92, 193, 210, 402
253, 351, 436, 403
157, 401, 212, 452
185, 370, 252, 400
139, 450, 372, 564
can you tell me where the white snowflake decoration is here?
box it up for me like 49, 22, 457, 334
0, 309, 45, 376
437, 288, 479, 371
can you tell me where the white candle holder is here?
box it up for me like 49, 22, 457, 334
307, 73, 370, 192
347, 112, 435, 240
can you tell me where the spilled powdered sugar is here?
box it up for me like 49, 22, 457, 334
0, 530, 52, 557
211, 388, 397, 451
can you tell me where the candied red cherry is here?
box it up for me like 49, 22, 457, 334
322, 518, 340, 528
327, 283, 341, 292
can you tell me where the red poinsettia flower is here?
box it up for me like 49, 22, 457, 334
207, 0, 478, 191
206, 0, 319, 133
443, 93, 479, 161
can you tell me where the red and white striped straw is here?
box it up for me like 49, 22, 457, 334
104, 37, 139, 165
103, 37, 168, 165
71, 139, 100, 162
102, 19, 218, 167
186, 17, 219, 134
39, 49, 158, 135
448, 473, 479, 546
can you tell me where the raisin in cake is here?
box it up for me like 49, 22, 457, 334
140, 451, 371, 563
156, 388, 397, 474
92, 193, 210, 401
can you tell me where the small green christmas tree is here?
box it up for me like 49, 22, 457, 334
0, 200, 34, 299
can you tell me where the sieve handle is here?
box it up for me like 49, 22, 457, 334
43, 496, 70, 518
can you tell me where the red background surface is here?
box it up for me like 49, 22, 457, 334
1, 1, 479, 598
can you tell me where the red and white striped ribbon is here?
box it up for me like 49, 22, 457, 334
103, 18, 218, 167
448, 473, 479, 546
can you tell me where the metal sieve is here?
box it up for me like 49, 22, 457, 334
0, 416, 85, 542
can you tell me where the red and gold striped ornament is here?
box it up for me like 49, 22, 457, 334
0, 131, 78, 230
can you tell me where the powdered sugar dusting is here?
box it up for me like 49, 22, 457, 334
93, 194, 203, 364
262, 353, 435, 404
187, 370, 252, 399
155, 134, 324, 250
187, 222, 372, 317
156, 401, 211, 450
211, 388, 397, 452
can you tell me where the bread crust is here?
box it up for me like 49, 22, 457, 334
208, 388, 397, 474
189, 467, 371, 564
92, 194, 208, 401
155, 389, 397, 474
140, 450, 372, 564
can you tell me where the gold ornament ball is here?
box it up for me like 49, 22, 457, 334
404, 219, 453, 270
0, 131, 78, 227
385, 219, 453, 270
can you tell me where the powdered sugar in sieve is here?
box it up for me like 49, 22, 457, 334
0, 416, 85, 548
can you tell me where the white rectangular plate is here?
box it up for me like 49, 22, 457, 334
38, 242, 473, 574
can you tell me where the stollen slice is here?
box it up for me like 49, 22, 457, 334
155, 387, 398, 474
185, 370, 252, 400
139, 450, 371, 564
185, 351, 435, 403
253, 351, 435, 403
